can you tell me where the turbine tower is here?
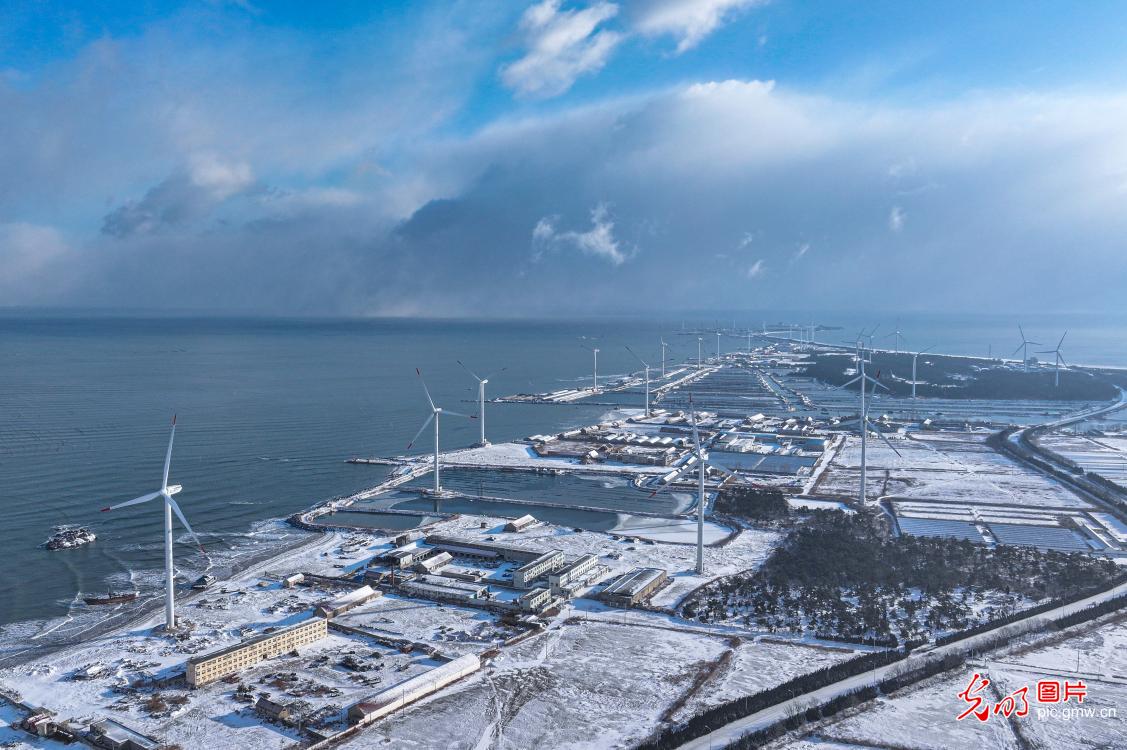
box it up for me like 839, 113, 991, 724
408, 369, 476, 501
660, 338, 668, 379
1037, 332, 1068, 387
626, 345, 652, 417
651, 397, 737, 574
883, 319, 906, 353
838, 358, 900, 504
1012, 326, 1041, 372
458, 361, 504, 446
716, 331, 721, 361
697, 337, 703, 370
102, 416, 204, 632
910, 346, 934, 399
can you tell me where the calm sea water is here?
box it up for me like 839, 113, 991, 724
0, 311, 1124, 632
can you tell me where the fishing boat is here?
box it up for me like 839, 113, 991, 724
82, 591, 138, 605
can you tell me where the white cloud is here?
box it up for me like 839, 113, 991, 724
532, 203, 629, 265
738, 231, 754, 248
0, 223, 74, 302
501, 1, 623, 98
631, 0, 764, 53
793, 242, 809, 260
746, 258, 765, 278
888, 205, 905, 232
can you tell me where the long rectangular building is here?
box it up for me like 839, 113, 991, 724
600, 568, 667, 606
187, 618, 328, 687
513, 550, 565, 588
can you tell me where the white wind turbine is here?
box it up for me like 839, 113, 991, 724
1012, 325, 1041, 372
625, 345, 652, 417
716, 331, 721, 361
697, 337, 703, 370
581, 345, 600, 391
910, 345, 935, 399
838, 358, 900, 505
458, 361, 505, 447
660, 338, 668, 379
408, 369, 476, 497
883, 319, 906, 353
1037, 332, 1068, 387
650, 396, 738, 574
102, 416, 204, 631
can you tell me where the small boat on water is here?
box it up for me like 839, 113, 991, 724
82, 591, 138, 605
44, 526, 96, 550
191, 574, 216, 590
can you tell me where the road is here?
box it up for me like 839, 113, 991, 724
677, 577, 1127, 749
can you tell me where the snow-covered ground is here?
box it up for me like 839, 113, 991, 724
433, 442, 673, 475
817, 431, 1093, 508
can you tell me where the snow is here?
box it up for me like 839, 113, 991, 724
434, 442, 673, 475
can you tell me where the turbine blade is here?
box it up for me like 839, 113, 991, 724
457, 360, 482, 383
416, 368, 436, 411
869, 421, 902, 457
625, 345, 648, 368
406, 413, 435, 450
1058, 330, 1068, 348
835, 375, 863, 390
102, 490, 161, 512
648, 461, 697, 497
167, 495, 205, 553
162, 415, 176, 490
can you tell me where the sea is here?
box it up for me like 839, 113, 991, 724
1, 310, 1125, 642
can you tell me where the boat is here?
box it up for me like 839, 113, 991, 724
191, 574, 216, 590
43, 526, 96, 550
83, 591, 138, 605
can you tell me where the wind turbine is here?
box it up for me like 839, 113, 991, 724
650, 397, 738, 574
1037, 332, 1068, 387
102, 416, 203, 632
458, 361, 504, 446
1012, 326, 1041, 372
716, 331, 721, 361
408, 369, 476, 500
884, 319, 905, 353
660, 338, 668, 379
838, 358, 900, 505
697, 337, 703, 370
910, 346, 935, 399
626, 345, 652, 417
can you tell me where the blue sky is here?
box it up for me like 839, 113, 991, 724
2, 1, 1127, 314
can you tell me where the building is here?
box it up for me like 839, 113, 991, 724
512, 550, 565, 588
413, 551, 452, 574
348, 655, 481, 726
547, 554, 599, 594
186, 618, 328, 687
255, 697, 298, 726
504, 514, 537, 532
400, 576, 487, 604
424, 534, 542, 563
600, 568, 668, 607
281, 573, 305, 588
394, 530, 423, 547
380, 548, 418, 569
315, 585, 381, 618
86, 719, 160, 750
518, 587, 552, 612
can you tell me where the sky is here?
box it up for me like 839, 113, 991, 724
3, 0, 1127, 316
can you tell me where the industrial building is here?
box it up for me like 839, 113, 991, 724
380, 548, 419, 569
513, 550, 565, 588
281, 573, 304, 588
424, 534, 542, 563
413, 550, 452, 573
548, 554, 599, 594
399, 575, 487, 604
315, 585, 381, 618
186, 618, 328, 687
87, 719, 159, 750
518, 587, 552, 612
394, 530, 423, 547
348, 655, 481, 726
600, 568, 668, 607
505, 514, 537, 532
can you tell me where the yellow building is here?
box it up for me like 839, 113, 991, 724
186, 618, 327, 687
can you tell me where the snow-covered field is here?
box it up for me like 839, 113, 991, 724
817, 431, 1093, 508
434, 442, 673, 475
776, 613, 1127, 750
